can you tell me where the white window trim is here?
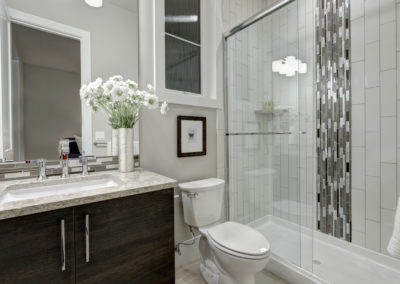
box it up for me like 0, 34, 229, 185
154, 0, 221, 109
0, 0, 8, 160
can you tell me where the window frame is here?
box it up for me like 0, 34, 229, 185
154, 0, 220, 108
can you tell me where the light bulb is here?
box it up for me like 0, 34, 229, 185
299, 63, 308, 74
85, 0, 103, 8
272, 56, 307, 76
272, 61, 281, 72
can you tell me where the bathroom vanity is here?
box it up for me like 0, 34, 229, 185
0, 170, 177, 283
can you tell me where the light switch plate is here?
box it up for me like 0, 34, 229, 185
95, 131, 105, 141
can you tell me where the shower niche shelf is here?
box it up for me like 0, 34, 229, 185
254, 108, 290, 115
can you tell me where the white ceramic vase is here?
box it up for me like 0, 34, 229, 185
118, 128, 134, 173
111, 129, 119, 156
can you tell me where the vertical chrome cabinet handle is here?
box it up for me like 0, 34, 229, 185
85, 214, 90, 263
61, 219, 66, 271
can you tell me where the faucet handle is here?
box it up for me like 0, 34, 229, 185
31, 158, 47, 166
80, 155, 95, 176
80, 155, 95, 160
31, 158, 48, 181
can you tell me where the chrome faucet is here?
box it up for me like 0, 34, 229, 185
81, 155, 90, 176
32, 159, 47, 181
59, 140, 70, 179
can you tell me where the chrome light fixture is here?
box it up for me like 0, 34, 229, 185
84, 0, 103, 8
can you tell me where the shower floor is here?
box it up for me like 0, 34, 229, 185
250, 215, 400, 284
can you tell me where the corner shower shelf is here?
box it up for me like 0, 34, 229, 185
226, 132, 292, 136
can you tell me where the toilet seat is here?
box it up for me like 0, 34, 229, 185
206, 222, 270, 260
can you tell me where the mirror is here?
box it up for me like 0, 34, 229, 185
0, 0, 139, 162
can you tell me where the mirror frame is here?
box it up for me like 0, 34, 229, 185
3, 8, 93, 158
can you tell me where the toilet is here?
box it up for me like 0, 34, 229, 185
179, 178, 270, 284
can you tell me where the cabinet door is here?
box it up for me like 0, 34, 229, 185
0, 208, 75, 283
75, 189, 175, 284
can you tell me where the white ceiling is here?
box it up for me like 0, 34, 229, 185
106, 0, 137, 12
12, 23, 81, 74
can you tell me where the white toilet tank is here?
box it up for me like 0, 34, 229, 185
179, 178, 225, 227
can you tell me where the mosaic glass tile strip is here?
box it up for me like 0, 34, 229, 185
0, 156, 140, 181
316, 0, 351, 241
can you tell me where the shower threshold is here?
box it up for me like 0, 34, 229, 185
249, 215, 400, 284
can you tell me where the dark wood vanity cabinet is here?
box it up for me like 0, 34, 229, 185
74, 189, 175, 284
0, 208, 75, 283
0, 189, 175, 284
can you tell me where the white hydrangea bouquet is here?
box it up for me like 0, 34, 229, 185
80, 75, 168, 172
80, 75, 168, 129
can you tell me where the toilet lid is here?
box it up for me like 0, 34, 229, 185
207, 222, 270, 256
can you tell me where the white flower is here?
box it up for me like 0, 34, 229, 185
144, 93, 159, 109
79, 84, 87, 100
93, 77, 103, 86
80, 75, 164, 128
109, 75, 124, 82
104, 79, 115, 91
127, 80, 138, 90
160, 102, 168, 115
147, 84, 156, 93
111, 81, 128, 101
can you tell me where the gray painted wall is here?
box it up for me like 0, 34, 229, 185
140, 105, 217, 183
23, 64, 81, 160
140, 103, 218, 267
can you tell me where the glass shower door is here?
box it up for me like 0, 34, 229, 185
225, 0, 313, 271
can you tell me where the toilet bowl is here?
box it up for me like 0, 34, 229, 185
179, 179, 271, 284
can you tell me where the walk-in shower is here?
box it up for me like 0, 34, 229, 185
223, 0, 400, 283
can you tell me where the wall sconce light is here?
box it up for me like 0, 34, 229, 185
272, 56, 307, 77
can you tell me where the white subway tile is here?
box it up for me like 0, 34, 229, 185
380, 69, 397, 116
365, 87, 380, 132
352, 147, 366, 189
365, 0, 380, 43
381, 117, 396, 163
352, 104, 365, 147
352, 61, 365, 104
352, 230, 366, 247
366, 132, 380, 176
352, 189, 366, 232
381, 208, 396, 255
397, 5, 400, 51
380, 0, 396, 24
380, 22, 396, 70
351, 17, 365, 62
381, 163, 397, 210
366, 176, 381, 222
365, 42, 380, 88
366, 220, 381, 252
351, 0, 364, 20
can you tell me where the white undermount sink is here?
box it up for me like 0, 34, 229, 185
0, 175, 124, 204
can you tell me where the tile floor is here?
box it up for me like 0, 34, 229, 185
175, 260, 288, 284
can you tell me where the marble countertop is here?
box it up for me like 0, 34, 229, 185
0, 169, 177, 220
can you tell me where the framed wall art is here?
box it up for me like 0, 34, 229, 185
177, 116, 206, 157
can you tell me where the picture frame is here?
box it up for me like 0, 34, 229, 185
177, 116, 206, 157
